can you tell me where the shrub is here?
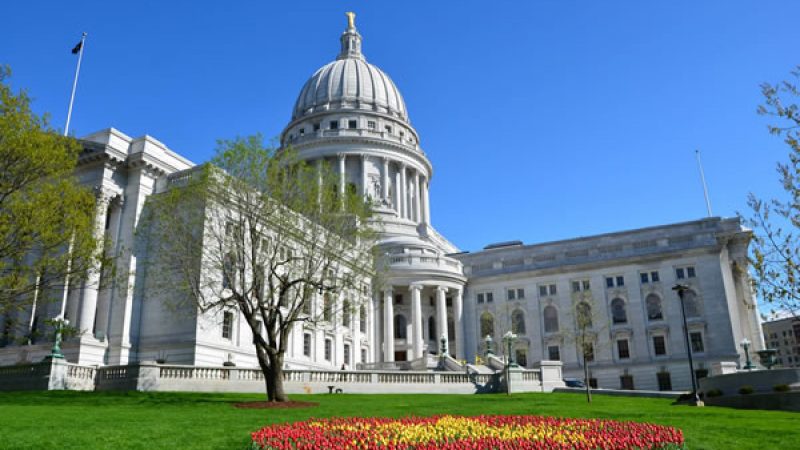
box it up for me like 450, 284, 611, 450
706, 389, 723, 397
773, 384, 791, 392
738, 385, 754, 395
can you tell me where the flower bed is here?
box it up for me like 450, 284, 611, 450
251, 415, 684, 449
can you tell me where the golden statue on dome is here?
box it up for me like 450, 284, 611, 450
346, 11, 356, 30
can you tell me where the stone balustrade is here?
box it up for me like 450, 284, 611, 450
1, 360, 564, 394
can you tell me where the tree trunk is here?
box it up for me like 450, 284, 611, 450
583, 354, 592, 403
268, 352, 288, 402
255, 345, 273, 402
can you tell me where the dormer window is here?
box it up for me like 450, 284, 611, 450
348, 120, 357, 129
384, 125, 392, 134
367, 121, 376, 129
299, 128, 305, 136
329, 121, 339, 130
313, 123, 321, 132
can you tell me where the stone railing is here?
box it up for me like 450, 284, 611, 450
3, 360, 565, 395
384, 253, 463, 273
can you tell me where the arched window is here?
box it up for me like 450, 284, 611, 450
480, 312, 494, 339
394, 314, 407, 339
646, 294, 663, 321
543, 306, 559, 332
359, 306, 367, 333
683, 290, 701, 318
428, 316, 436, 341
511, 309, 526, 334
576, 302, 592, 328
610, 298, 627, 324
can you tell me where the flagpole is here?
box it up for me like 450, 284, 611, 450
695, 149, 713, 217
64, 32, 87, 137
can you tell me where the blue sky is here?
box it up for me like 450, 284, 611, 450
3, 1, 799, 253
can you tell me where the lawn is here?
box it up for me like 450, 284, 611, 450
0, 390, 796, 449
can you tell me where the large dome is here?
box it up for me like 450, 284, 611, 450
291, 17, 408, 123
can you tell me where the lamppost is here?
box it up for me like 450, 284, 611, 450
740, 338, 755, 370
672, 284, 703, 406
437, 334, 447, 370
484, 334, 494, 359
502, 331, 517, 395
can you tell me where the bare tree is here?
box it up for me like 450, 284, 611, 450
142, 135, 377, 402
745, 66, 800, 318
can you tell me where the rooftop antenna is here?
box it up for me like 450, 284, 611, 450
695, 149, 713, 217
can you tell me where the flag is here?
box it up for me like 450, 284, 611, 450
71, 40, 82, 55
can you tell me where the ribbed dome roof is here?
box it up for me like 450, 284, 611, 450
291, 15, 408, 122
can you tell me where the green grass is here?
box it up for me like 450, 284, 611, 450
0, 390, 796, 449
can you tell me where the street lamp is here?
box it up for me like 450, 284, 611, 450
740, 338, 755, 370
437, 334, 448, 370
484, 334, 494, 358
672, 284, 703, 406
502, 331, 517, 395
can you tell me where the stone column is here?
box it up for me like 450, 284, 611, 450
382, 157, 390, 202
338, 153, 346, 207
413, 171, 421, 223
436, 287, 449, 354
316, 159, 323, 205
383, 288, 394, 362
352, 297, 361, 366
454, 289, 465, 360
79, 189, 112, 334
360, 154, 368, 199
394, 170, 401, 217
422, 178, 431, 224
400, 164, 408, 219
410, 284, 424, 359
370, 291, 379, 363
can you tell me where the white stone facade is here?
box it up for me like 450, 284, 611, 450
0, 15, 764, 391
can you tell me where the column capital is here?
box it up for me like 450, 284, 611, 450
359, 153, 367, 160
383, 286, 393, 295
93, 186, 115, 205
436, 286, 448, 294
337, 153, 346, 161
409, 284, 424, 292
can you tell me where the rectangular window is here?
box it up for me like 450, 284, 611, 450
620, 374, 634, 390
539, 284, 556, 297
298, 128, 305, 136
617, 339, 630, 359
653, 335, 667, 356
572, 281, 581, 292
486, 292, 494, 303
384, 125, 392, 134
516, 288, 525, 299
616, 276, 624, 287
651, 271, 660, 282
549, 284, 557, 295
324, 338, 332, 361
547, 345, 560, 361
343, 344, 351, 366
361, 348, 367, 364
657, 372, 672, 391
687, 266, 696, 278
348, 120, 357, 129
507, 289, 516, 301
477, 293, 484, 304
583, 280, 591, 291
640, 272, 649, 284
394, 294, 404, 305
303, 333, 312, 357
676, 267, 685, 279
329, 121, 339, 130
690, 332, 704, 353
313, 123, 321, 131
367, 121, 376, 129
222, 311, 233, 340
607, 276, 624, 287
606, 277, 614, 288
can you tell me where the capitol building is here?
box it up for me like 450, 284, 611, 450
0, 14, 764, 392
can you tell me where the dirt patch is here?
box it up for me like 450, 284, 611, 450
233, 400, 319, 409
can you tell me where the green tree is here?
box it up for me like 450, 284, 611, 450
0, 66, 103, 343
142, 135, 378, 402
746, 66, 800, 317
